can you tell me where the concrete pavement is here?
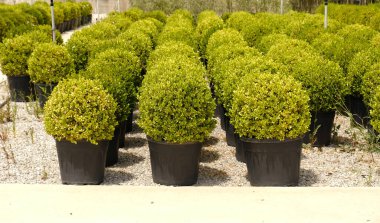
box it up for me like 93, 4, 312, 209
0, 185, 379, 223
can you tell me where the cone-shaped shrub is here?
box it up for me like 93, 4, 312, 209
44, 77, 118, 145
230, 73, 310, 140
138, 58, 216, 143
27, 43, 74, 84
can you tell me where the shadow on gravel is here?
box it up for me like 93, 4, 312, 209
200, 149, 220, 163
198, 165, 230, 185
103, 169, 135, 185
203, 136, 220, 147
299, 169, 319, 186
124, 136, 147, 149
116, 151, 145, 168
129, 122, 144, 134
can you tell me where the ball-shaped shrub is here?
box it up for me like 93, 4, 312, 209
0, 32, 49, 76
268, 42, 348, 112
225, 11, 252, 32
362, 63, 380, 105
147, 41, 200, 70
230, 73, 310, 140
66, 31, 92, 72
347, 47, 380, 96
118, 29, 153, 66
167, 9, 193, 25
44, 77, 118, 145
124, 7, 144, 21
129, 19, 159, 44
81, 22, 120, 40
27, 43, 74, 84
335, 24, 378, 72
138, 58, 216, 143
311, 33, 344, 62
217, 55, 283, 113
195, 15, 224, 58
34, 25, 63, 45
102, 15, 133, 32
144, 17, 164, 32
206, 28, 246, 59
371, 33, 380, 47
90, 48, 142, 89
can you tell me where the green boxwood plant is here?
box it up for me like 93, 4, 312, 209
362, 63, 380, 105
44, 77, 118, 145
230, 73, 310, 140
138, 58, 216, 143
27, 43, 74, 84
370, 86, 380, 133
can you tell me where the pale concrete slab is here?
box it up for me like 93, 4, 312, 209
0, 185, 379, 223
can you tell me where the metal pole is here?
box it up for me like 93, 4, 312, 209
50, 0, 56, 42
117, 0, 120, 12
96, 0, 99, 22
324, 0, 328, 29
280, 0, 284, 15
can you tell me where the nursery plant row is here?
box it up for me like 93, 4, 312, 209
1, 6, 380, 187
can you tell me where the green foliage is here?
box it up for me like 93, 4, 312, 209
283, 13, 342, 43
118, 29, 153, 67
347, 47, 380, 97
27, 43, 74, 84
225, 11, 252, 32
206, 28, 246, 59
144, 17, 164, 32
138, 58, 216, 143
311, 32, 343, 62
335, 24, 378, 73
44, 78, 118, 145
208, 44, 261, 81
370, 86, 380, 133
80, 22, 120, 40
0, 32, 50, 76
371, 33, 380, 47
66, 32, 92, 72
144, 10, 167, 23
147, 41, 200, 70
124, 7, 144, 21
83, 50, 136, 122
362, 63, 380, 106
267, 40, 348, 112
34, 25, 63, 45
230, 73, 310, 140
157, 25, 196, 49
102, 14, 133, 32
258, 33, 290, 54
217, 55, 283, 113
195, 11, 224, 58
129, 19, 159, 44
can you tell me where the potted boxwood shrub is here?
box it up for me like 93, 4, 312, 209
138, 58, 216, 186
267, 40, 348, 147
0, 32, 49, 101
44, 77, 117, 185
369, 86, 380, 135
230, 73, 310, 186
27, 42, 75, 108
83, 49, 137, 166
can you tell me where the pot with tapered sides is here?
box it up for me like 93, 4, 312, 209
229, 73, 310, 186
242, 137, 303, 186
34, 83, 57, 108
148, 138, 202, 186
106, 124, 121, 167
303, 110, 335, 147
7, 76, 34, 102
56, 140, 109, 185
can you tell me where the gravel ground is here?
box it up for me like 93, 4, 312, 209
0, 102, 379, 186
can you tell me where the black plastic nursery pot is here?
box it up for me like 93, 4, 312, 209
303, 110, 335, 147
344, 95, 370, 127
34, 83, 57, 108
226, 119, 236, 147
106, 124, 122, 167
148, 138, 202, 186
241, 137, 303, 186
220, 105, 227, 131
234, 134, 245, 163
7, 76, 34, 102
126, 111, 133, 133
56, 140, 108, 185
118, 120, 127, 148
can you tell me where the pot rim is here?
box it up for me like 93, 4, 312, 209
240, 136, 304, 144
147, 136, 202, 146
